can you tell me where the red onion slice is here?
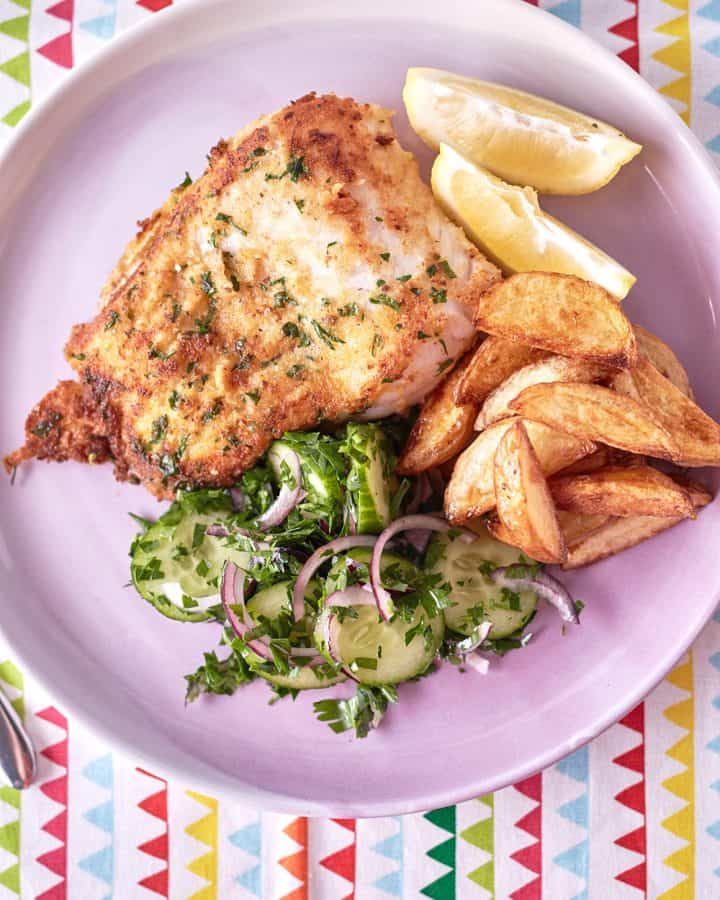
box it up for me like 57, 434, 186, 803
317, 586, 377, 681
454, 620, 493, 654
464, 653, 490, 674
220, 562, 273, 660
491, 566, 579, 624
370, 515, 475, 621
257, 448, 306, 530
221, 562, 321, 665
230, 487, 247, 511
292, 535, 378, 622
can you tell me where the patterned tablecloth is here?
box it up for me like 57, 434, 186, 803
0, 0, 719, 897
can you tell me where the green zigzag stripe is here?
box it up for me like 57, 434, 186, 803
422, 806, 456, 900
0, 661, 23, 896
0, 15, 28, 42
460, 795, 494, 895
0, 0, 32, 125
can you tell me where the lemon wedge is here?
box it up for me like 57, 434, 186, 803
432, 142, 635, 299
404, 67, 642, 195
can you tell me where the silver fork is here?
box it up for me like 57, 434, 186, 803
0, 684, 36, 789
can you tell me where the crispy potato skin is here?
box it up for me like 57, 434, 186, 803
615, 355, 720, 467
444, 416, 595, 523
475, 355, 611, 430
493, 420, 567, 564
633, 325, 693, 399
549, 464, 694, 518
510, 382, 678, 459
453, 337, 548, 406
561, 471, 712, 568
473, 272, 637, 368
397, 350, 479, 475
5, 94, 499, 498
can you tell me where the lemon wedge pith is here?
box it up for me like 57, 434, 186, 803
432, 143, 635, 300
405, 67, 642, 195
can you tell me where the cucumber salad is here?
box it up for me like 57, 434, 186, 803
130, 423, 580, 738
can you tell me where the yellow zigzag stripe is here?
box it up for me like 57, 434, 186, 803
652, 0, 691, 125
658, 654, 694, 900
185, 791, 218, 900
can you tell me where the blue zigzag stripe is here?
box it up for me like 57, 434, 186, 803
546, 0, 581, 28
372, 816, 403, 896
79, 754, 114, 896
79, 0, 117, 40
229, 818, 262, 896
553, 746, 589, 900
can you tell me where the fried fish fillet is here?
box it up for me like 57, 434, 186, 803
6, 93, 499, 499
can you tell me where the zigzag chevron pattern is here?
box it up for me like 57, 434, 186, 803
35, 707, 68, 900
318, 819, 356, 899
36, 0, 74, 69
0, 0, 31, 131
613, 705, 647, 894
185, 791, 218, 900
0, 661, 23, 896
278, 817, 307, 900
229, 816, 262, 896
136, 769, 168, 897
368, 816, 403, 897
457, 796, 493, 896
708, 641, 720, 873
545, 747, 589, 900
79, 0, 117, 40
420, 806, 455, 900
78, 754, 114, 896
509, 776, 542, 900
652, 0, 692, 123
658, 654, 695, 899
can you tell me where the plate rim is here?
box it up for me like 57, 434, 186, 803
1, 0, 719, 816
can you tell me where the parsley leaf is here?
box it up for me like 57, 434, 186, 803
313, 684, 398, 738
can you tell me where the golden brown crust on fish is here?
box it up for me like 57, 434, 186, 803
6, 93, 499, 498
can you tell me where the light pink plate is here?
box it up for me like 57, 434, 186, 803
0, 0, 719, 815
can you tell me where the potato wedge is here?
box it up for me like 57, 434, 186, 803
474, 272, 637, 367
562, 516, 683, 568
613, 355, 720, 467
634, 325, 693, 399
556, 510, 612, 547
476, 356, 611, 430
397, 352, 478, 475
558, 446, 643, 476
510, 382, 678, 459
493, 420, 567, 564
445, 416, 595, 523
670, 473, 713, 508
562, 473, 711, 568
549, 465, 694, 518
454, 336, 548, 406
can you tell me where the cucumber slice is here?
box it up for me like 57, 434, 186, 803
314, 604, 443, 685
130, 499, 249, 622
246, 580, 293, 621
268, 433, 346, 532
258, 667, 346, 690
428, 531, 537, 638
342, 423, 393, 533
244, 579, 344, 690
324, 548, 417, 596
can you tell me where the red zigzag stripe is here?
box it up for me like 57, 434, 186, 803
510, 774, 542, 900
319, 819, 356, 900
609, 0, 639, 72
136, 768, 169, 897
37, 0, 74, 69
35, 707, 69, 900
613, 703, 647, 895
